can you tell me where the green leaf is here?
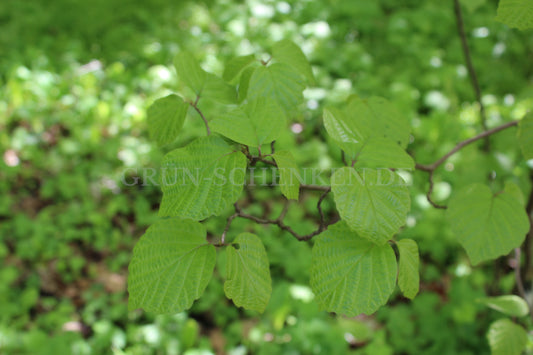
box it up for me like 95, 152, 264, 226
272, 150, 300, 200
447, 184, 530, 265
128, 218, 215, 314
331, 167, 410, 244
487, 319, 528, 355
174, 52, 207, 94
159, 135, 247, 220
310, 221, 397, 316
247, 63, 306, 114
202, 73, 237, 104
210, 98, 286, 147
356, 137, 415, 169
504, 181, 525, 206
396, 239, 420, 299
478, 295, 530, 317
272, 39, 315, 85
238, 66, 256, 102
147, 94, 189, 146
224, 233, 272, 313
496, 0, 533, 30
223, 54, 257, 84
323, 98, 411, 168
517, 113, 533, 159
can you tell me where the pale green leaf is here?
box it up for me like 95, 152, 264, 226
210, 98, 285, 147
272, 150, 300, 200
224, 233, 272, 313
159, 135, 247, 220
238, 66, 256, 102
223, 54, 257, 84
331, 167, 411, 244
447, 183, 529, 265
147, 94, 189, 146
396, 239, 420, 299
496, 0, 533, 30
504, 181, 525, 206
517, 113, 533, 159
272, 39, 315, 85
202, 73, 237, 104
247, 63, 306, 114
461, 0, 487, 13
310, 221, 397, 316
478, 295, 530, 317
128, 218, 215, 314
487, 319, 528, 355
174, 52, 207, 95
323, 98, 411, 168
356, 137, 415, 169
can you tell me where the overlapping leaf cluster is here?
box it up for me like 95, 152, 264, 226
128, 35, 533, 328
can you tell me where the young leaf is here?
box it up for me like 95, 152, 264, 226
159, 135, 247, 220
478, 295, 530, 317
487, 319, 528, 355
272, 39, 315, 85
495, 0, 533, 30
237, 66, 256, 102
396, 239, 420, 299
224, 233, 272, 313
202, 73, 238, 104
447, 184, 529, 265
331, 167, 410, 244
128, 218, 216, 314
272, 150, 300, 200
356, 137, 415, 169
247, 63, 306, 114
324, 97, 410, 149
310, 221, 397, 316
517, 113, 533, 159
174, 51, 207, 95
210, 98, 286, 147
223, 54, 257, 84
147, 94, 189, 146
323, 98, 412, 168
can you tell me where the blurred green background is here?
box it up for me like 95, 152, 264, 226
1, 0, 532, 354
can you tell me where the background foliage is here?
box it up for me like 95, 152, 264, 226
1, 0, 532, 353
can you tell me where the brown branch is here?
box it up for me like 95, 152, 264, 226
453, 0, 489, 149
416, 120, 519, 172
233, 187, 333, 241
220, 212, 238, 244
415, 120, 518, 209
190, 96, 211, 136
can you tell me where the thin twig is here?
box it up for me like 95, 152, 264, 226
453, 0, 489, 149
415, 120, 518, 208
317, 187, 332, 231
416, 120, 519, 172
221, 212, 238, 244
190, 96, 211, 136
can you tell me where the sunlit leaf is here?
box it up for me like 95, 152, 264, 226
478, 295, 530, 317
331, 167, 410, 244
224, 233, 272, 312
396, 239, 419, 299
273, 150, 300, 200
496, 0, 533, 30
447, 183, 529, 265
487, 319, 527, 355
310, 221, 397, 316
211, 98, 285, 147
174, 52, 207, 95
128, 218, 215, 314
147, 94, 189, 146
159, 136, 247, 220
247, 63, 306, 114
272, 39, 315, 85
223, 54, 257, 84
